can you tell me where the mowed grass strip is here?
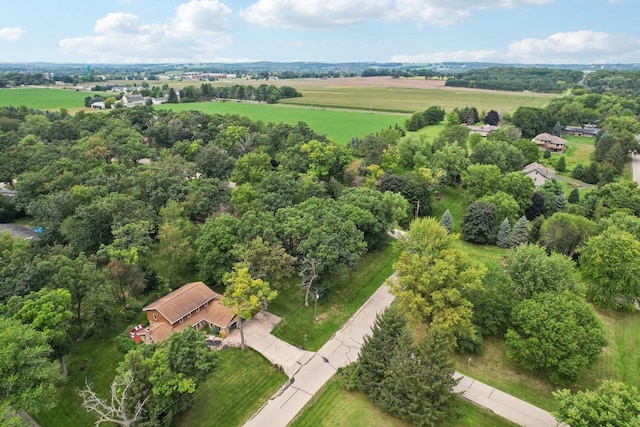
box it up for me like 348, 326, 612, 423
174, 348, 287, 427
291, 377, 517, 427
0, 87, 104, 110
269, 243, 399, 351
157, 102, 406, 145
280, 86, 554, 114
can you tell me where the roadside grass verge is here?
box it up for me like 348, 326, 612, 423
174, 348, 287, 427
269, 243, 399, 351
157, 102, 406, 146
33, 318, 142, 427
291, 377, 517, 427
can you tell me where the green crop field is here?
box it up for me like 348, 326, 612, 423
279, 86, 554, 114
157, 102, 407, 145
0, 87, 99, 110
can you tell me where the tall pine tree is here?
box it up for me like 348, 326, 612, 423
381, 328, 459, 427
354, 306, 412, 405
440, 209, 453, 234
497, 218, 512, 248
510, 216, 530, 247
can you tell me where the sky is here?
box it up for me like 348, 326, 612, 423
0, 0, 638, 65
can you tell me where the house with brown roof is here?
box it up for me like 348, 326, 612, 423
140, 281, 237, 344
532, 133, 567, 153
523, 162, 555, 187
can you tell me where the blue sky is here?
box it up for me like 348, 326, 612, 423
0, 0, 638, 64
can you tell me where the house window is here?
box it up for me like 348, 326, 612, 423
179, 318, 184, 323
196, 307, 200, 312
153, 313, 157, 320
204, 302, 208, 307
187, 313, 191, 318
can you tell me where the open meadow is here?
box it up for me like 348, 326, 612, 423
0, 87, 103, 111
157, 101, 407, 145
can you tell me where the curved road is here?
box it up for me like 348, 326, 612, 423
241, 283, 558, 427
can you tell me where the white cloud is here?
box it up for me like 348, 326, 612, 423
507, 31, 640, 63
241, 0, 553, 28
60, 0, 232, 63
392, 50, 502, 63
0, 27, 26, 41
393, 31, 640, 64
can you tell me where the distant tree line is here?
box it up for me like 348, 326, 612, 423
174, 83, 302, 104
445, 67, 583, 93
582, 69, 640, 99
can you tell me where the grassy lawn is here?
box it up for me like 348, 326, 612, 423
0, 87, 108, 111
174, 348, 287, 427
432, 186, 469, 234
291, 377, 516, 427
33, 319, 139, 427
453, 309, 640, 413
560, 135, 595, 171
269, 243, 398, 351
157, 102, 406, 146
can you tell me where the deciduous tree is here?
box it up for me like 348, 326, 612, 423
553, 381, 640, 427
506, 291, 607, 384
581, 228, 640, 310
223, 263, 277, 349
389, 218, 485, 343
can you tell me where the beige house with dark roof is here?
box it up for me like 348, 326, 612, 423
532, 133, 567, 153
523, 162, 555, 187
140, 281, 237, 343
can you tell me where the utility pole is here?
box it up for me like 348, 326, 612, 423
415, 200, 420, 218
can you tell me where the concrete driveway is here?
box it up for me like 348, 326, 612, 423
225, 311, 314, 378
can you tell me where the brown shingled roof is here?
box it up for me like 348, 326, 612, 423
143, 281, 218, 324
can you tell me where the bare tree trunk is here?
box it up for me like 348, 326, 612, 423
239, 318, 245, 350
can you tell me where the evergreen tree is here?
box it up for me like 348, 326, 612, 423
568, 188, 579, 204
497, 218, 512, 248
583, 162, 600, 184
525, 191, 545, 220
556, 156, 566, 172
552, 121, 563, 137
354, 307, 412, 404
440, 209, 453, 234
462, 201, 497, 244
381, 328, 459, 427
167, 88, 179, 103
553, 193, 567, 213
572, 163, 585, 181
510, 216, 530, 247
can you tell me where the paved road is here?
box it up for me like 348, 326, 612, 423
244, 284, 395, 427
241, 284, 559, 427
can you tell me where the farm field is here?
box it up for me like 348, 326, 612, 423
280, 84, 554, 114
0, 87, 101, 110
158, 101, 406, 145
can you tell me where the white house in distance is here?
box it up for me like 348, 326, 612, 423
121, 94, 145, 108
523, 162, 555, 187
466, 124, 499, 137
